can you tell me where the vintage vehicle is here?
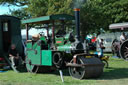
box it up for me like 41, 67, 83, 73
109, 22, 128, 60
21, 8, 104, 79
0, 15, 24, 71
0, 15, 24, 56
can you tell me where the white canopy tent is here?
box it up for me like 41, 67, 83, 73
109, 22, 128, 30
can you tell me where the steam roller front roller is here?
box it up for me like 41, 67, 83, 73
68, 56, 104, 79
119, 40, 128, 60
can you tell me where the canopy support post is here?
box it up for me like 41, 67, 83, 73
46, 24, 49, 37
26, 24, 29, 40
52, 21, 55, 43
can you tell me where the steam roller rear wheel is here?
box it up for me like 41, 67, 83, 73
69, 57, 104, 79
120, 40, 128, 60
25, 57, 39, 73
69, 58, 85, 79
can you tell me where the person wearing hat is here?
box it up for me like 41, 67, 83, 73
120, 32, 126, 43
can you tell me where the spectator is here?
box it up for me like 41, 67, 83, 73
9, 44, 19, 67
99, 39, 105, 57
120, 32, 126, 43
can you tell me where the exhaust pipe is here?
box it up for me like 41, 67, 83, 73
74, 8, 80, 41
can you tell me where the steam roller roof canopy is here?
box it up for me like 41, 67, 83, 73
109, 22, 128, 29
21, 14, 75, 24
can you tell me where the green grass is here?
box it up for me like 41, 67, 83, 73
0, 55, 128, 85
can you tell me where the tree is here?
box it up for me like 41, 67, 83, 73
0, 0, 28, 6
101, 0, 128, 23
1, 0, 128, 37
79, 0, 128, 37
10, 8, 31, 19
80, 0, 105, 38
26, 0, 73, 17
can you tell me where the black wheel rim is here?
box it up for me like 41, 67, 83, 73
120, 40, 128, 60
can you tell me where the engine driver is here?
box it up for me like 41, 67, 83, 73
56, 29, 66, 37
32, 32, 44, 41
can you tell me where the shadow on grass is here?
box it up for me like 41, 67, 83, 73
99, 67, 128, 80
39, 69, 70, 76
53, 69, 70, 76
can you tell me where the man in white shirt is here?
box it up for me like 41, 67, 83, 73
120, 32, 126, 43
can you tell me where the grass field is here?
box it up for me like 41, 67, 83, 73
0, 55, 128, 85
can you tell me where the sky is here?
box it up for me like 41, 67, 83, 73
0, 5, 21, 15
0, 5, 50, 36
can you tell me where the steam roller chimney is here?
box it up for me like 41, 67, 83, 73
74, 8, 80, 41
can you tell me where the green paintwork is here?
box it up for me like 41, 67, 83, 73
33, 43, 38, 49
22, 16, 50, 24
26, 42, 52, 66
27, 42, 41, 65
41, 50, 52, 66
50, 14, 74, 20
55, 37, 64, 46
55, 32, 73, 51
21, 14, 75, 24
40, 36, 47, 44
24, 14, 76, 68
26, 56, 35, 72
26, 42, 32, 49
64, 33, 70, 41
57, 43, 72, 51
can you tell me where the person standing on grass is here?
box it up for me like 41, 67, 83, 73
99, 39, 105, 57
8, 44, 19, 67
120, 32, 126, 44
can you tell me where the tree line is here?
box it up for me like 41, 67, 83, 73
0, 0, 128, 37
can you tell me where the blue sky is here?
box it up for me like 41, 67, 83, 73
0, 5, 21, 15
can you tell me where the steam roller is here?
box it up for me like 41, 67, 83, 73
22, 8, 104, 80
